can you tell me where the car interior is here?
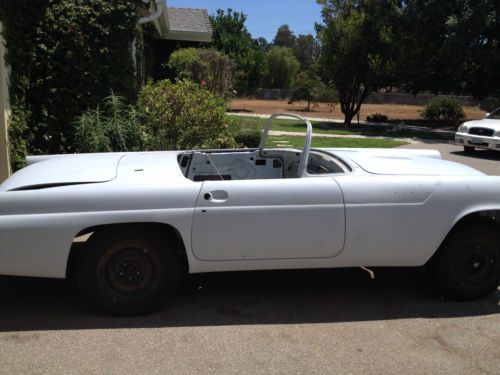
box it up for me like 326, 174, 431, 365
177, 148, 349, 181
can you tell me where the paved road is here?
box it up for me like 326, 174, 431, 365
0, 142, 499, 375
400, 141, 500, 175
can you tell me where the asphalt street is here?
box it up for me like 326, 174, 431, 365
0, 142, 499, 374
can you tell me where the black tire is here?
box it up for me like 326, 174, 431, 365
76, 228, 181, 315
464, 146, 475, 153
432, 222, 500, 300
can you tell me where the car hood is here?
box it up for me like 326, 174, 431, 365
463, 119, 500, 130
326, 148, 484, 176
0, 153, 125, 191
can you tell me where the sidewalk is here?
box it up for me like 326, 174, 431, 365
268, 130, 418, 144
228, 112, 456, 138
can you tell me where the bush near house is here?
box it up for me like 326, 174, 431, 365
0, 0, 141, 169
420, 97, 466, 121
168, 48, 235, 98
137, 80, 236, 150
74, 92, 144, 153
75, 80, 236, 152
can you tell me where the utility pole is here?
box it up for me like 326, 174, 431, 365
0, 22, 11, 182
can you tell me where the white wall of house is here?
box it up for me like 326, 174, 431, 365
0, 22, 11, 182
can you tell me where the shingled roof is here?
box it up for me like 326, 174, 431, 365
167, 8, 212, 34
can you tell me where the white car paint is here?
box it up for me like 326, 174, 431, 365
455, 108, 500, 151
0, 113, 499, 280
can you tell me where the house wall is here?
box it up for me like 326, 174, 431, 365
0, 22, 11, 182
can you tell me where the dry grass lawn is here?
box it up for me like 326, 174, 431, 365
229, 99, 486, 121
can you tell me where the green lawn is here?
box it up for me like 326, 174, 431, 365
267, 135, 407, 148
229, 115, 453, 141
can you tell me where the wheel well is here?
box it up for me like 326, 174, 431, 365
66, 223, 189, 280
426, 210, 500, 266
452, 210, 500, 231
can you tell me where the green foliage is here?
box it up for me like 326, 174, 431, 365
137, 80, 236, 150
317, 0, 400, 126
0, 0, 140, 160
420, 97, 465, 121
293, 34, 320, 70
366, 113, 388, 122
234, 129, 261, 148
168, 48, 235, 97
273, 25, 296, 48
74, 92, 144, 153
7, 108, 29, 171
399, 0, 499, 99
265, 47, 300, 89
291, 70, 327, 111
210, 9, 267, 95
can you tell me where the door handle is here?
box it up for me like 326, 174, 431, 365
204, 190, 229, 202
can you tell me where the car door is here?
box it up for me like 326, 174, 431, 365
191, 177, 345, 261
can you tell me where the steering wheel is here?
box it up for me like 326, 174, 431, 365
258, 113, 312, 178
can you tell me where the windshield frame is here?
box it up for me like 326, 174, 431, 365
486, 108, 500, 120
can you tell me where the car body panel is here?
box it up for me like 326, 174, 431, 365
192, 177, 345, 260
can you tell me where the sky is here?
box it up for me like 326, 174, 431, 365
166, 0, 323, 41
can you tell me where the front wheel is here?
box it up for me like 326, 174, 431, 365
76, 229, 181, 315
432, 223, 500, 300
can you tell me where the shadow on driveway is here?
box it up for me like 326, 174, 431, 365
0, 268, 498, 332
450, 149, 500, 161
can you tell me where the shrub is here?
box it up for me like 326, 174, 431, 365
73, 92, 144, 153
0, 0, 140, 157
168, 48, 235, 98
137, 80, 236, 150
7, 108, 29, 171
235, 129, 261, 148
366, 113, 388, 122
420, 97, 465, 121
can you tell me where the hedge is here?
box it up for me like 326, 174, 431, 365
0, 0, 142, 168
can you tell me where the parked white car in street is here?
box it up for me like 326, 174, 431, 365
1, 113, 500, 315
455, 107, 500, 152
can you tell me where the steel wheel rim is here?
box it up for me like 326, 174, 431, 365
455, 243, 496, 288
100, 247, 156, 293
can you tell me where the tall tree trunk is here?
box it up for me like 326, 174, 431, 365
339, 85, 371, 127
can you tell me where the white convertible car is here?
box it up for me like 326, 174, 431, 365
1, 113, 499, 315
455, 107, 500, 152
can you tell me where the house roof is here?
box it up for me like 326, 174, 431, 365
151, 5, 212, 43
167, 8, 212, 35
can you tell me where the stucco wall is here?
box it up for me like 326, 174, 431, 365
0, 22, 10, 182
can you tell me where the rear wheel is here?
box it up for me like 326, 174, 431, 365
432, 223, 500, 300
464, 146, 475, 153
76, 229, 181, 315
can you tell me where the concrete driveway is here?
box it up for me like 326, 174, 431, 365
400, 141, 500, 176
0, 142, 499, 374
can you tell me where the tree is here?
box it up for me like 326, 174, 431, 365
210, 9, 267, 95
265, 47, 300, 89
168, 48, 235, 98
317, 0, 400, 127
293, 34, 320, 69
291, 70, 326, 111
399, 0, 499, 100
273, 24, 296, 48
